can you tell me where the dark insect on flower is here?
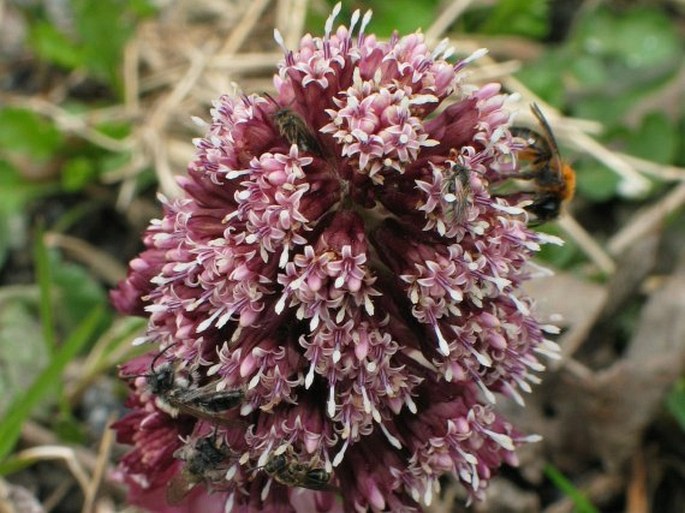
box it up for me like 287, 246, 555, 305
510, 103, 576, 224
264, 449, 332, 491
167, 436, 235, 505
442, 160, 472, 227
124, 350, 245, 422
266, 94, 323, 156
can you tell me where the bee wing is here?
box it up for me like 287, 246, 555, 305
529, 103, 563, 169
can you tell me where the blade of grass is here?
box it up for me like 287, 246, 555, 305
34, 222, 57, 356
543, 464, 599, 513
0, 306, 105, 464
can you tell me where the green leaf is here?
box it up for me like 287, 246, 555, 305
34, 225, 57, 357
515, 50, 568, 106
0, 161, 60, 215
28, 20, 85, 70
71, 0, 139, 91
666, 378, 685, 432
61, 157, 97, 192
361, 0, 438, 37
624, 113, 677, 165
575, 162, 620, 202
544, 464, 599, 513
0, 306, 105, 462
50, 252, 109, 334
0, 290, 47, 418
0, 108, 64, 161
480, 0, 548, 38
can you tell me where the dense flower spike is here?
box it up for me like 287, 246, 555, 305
112, 5, 560, 513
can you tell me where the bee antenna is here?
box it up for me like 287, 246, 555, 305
150, 343, 178, 372
262, 92, 278, 107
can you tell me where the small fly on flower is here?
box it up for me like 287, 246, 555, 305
443, 160, 472, 226
167, 436, 235, 505
263, 448, 332, 491
510, 103, 576, 224
265, 93, 323, 156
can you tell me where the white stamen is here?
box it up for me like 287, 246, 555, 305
273, 29, 286, 52
191, 116, 208, 128
248, 373, 261, 390
223, 493, 234, 513
196, 308, 223, 333
521, 433, 543, 443
332, 438, 348, 467
435, 325, 451, 356
305, 364, 315, 389
536, 232, 565, 246
476, 379, 496, 404
327, 386, 336, 418
279, 246, 290, 268
359, 9, 373, 36
224, 464, 238, 481
260, 478, 272, 502
226, 168, 250, 180
274, 293, 288, 314
423, 483, 433, 506
405, 395, 418, 414
325, 2, 342, 36
484, 429, 515, 451
349, 9, 361, 33
461, 48, 489, 65
380, 423, 402, 449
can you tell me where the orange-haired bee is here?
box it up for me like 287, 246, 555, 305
167, 436, 235, 504
511, 103, 576, 224
264, 450, 332, 491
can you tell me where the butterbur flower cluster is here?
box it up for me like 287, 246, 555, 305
112, 5, 561, 513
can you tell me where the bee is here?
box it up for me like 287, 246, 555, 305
510, 103, 576, 224
167, 435, 235, 505
263, 450, 332, 491
125, 348, 245, 422
265, 93, 322, 155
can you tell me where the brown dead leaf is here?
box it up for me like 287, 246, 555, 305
548, 253, 685, 471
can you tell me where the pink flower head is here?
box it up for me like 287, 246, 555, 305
112, 5, 560, 512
